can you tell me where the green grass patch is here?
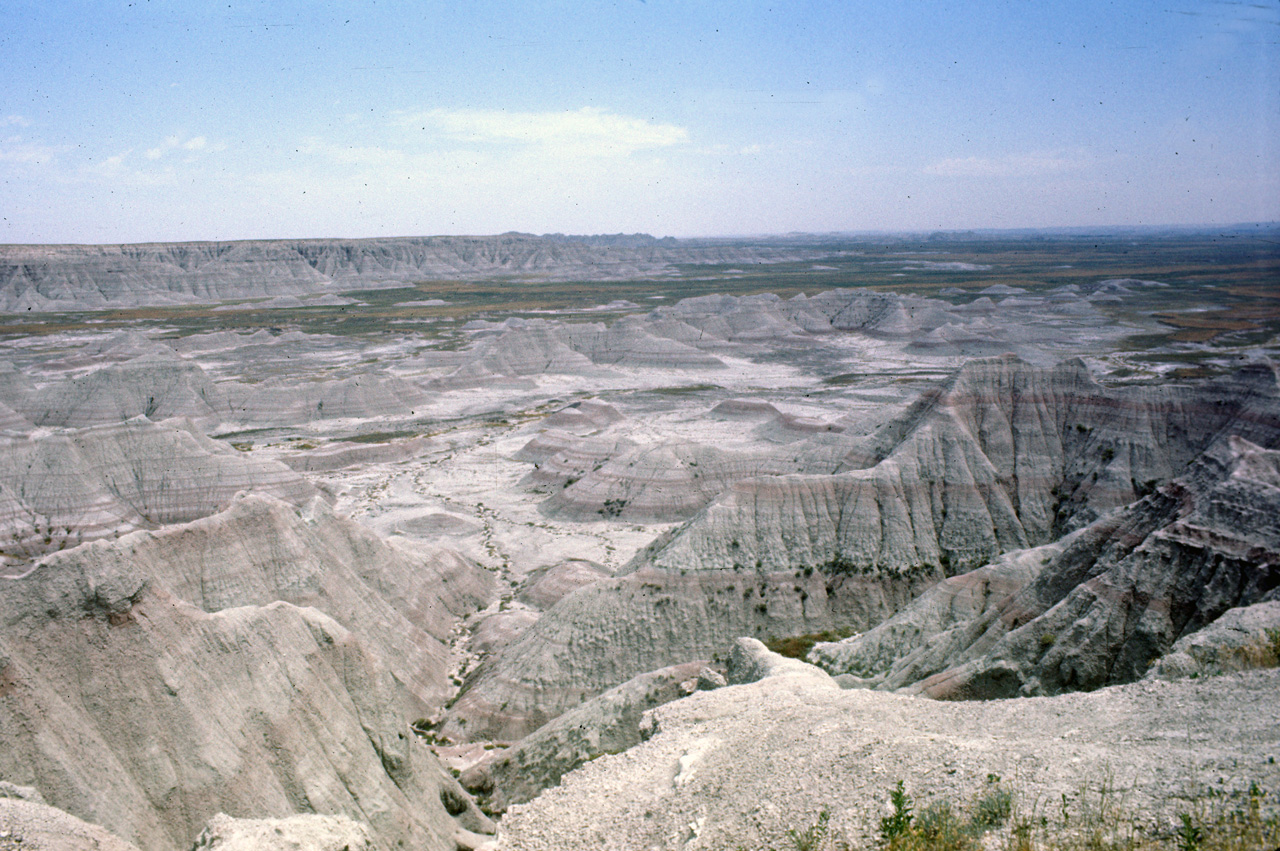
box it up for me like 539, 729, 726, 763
341, 429, 419, 444
765, 629, 857, 660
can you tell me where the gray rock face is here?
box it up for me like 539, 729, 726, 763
516, 354, 1277, 566
807, 540, 1065, 688
226, 374, 429, 427
533, 401, 624, 435
460, 660, 713, 814
432, 318, 726, 388
441, 565, 934, 741
0, 417, 316, 565
12, 348, 436, 433
813, 433, 1280, 698
517, 560, 610, 611
0, 593, 474, 850
542, 440, 810, 523
16, 354, 228, 428
0, 496, 492, 850
36, 493, 490, 707
650, 357, 1277, 577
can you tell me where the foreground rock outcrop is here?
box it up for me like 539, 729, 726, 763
460, 660, 717, 815
0, 798, 143, 851
189, 813, 375, 851
497, 645, 1280, 850
1146, 599, 1280, 680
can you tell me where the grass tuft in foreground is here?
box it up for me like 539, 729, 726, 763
757, 775, 1278, 851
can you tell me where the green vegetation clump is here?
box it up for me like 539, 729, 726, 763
765, 629, 857, 660
789, 808, 833, 851
344, 429, 417, 444
598, 498, 627, 517
877, 776, 1008, 850
880, 780, 916, 846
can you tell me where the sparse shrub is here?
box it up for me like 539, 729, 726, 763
789, 808, 831, 851
970, 774, 1012, 829
880, 780, 914, 845
1134, 478, 1160, 498
824, 555, 859, 576
1175, 812, 1202, 851
913, 801, 979, 851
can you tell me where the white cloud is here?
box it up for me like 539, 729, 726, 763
923, 150, 1090, 178
81, 150, 133, 179
144, 134, 219, 160
298, 137, 407, 167
403, 107, 689, 157
0, 139, 63, 165
3, 115, 32, 128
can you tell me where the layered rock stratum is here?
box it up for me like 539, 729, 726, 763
0, 235, 825, 311
0, 417, 315, 565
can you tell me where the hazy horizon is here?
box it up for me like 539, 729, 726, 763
5, 220, 1280, 249
3, 1, 1277, 244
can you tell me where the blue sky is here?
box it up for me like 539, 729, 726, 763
1, 0, 1277, 243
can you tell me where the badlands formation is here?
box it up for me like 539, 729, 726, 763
0, 231, 1277, 849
